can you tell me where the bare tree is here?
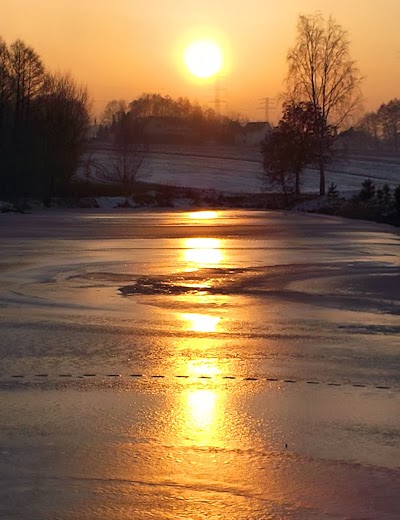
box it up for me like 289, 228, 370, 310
111, 143, 147, 198
101, 111, 148, 199
9, 39, 45, 126
101, 99, 126, 127
378, 99, 400, 152
360, 112, 381, 151
286, 13, 363, 194
0, 38, 11, 133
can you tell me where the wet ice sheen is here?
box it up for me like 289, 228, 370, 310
0, 209, 399, 519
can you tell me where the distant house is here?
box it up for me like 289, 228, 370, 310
235, 122, 272, 147
142, 116, 200, 145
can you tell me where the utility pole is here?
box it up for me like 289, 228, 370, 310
258, 97, 276, 123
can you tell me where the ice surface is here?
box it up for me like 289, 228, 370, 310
0, 210, 399, 519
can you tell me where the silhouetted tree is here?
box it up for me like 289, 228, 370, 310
378, 99, 400, 151
0, 36, 90, 199
394, 185, 400, 214
9, 39, 44, 127
101, 99, 126, 127
36, 72, 90, 197
359, 111, 381, 151
102, 112, 148, 197
359, 179, 376, 201
285, 14, 363, 194
262, 102, 333, 200
327, 182, 339, 201
0, 38, 11, 135
359, 99, 400, 152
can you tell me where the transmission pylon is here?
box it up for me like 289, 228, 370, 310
258, 97, 276, 122
214, 77, 227, 114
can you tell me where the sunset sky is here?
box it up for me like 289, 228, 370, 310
2, 0, 399, 121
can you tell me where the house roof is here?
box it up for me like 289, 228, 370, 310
244, 122, 272, 133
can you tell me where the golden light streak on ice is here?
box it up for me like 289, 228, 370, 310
182, 238, 224, 267
180, 312, 221, 333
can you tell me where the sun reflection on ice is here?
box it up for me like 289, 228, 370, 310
186, 389, 217, 432
188, 211, 219, 220
183, 238, 224, 267
180, 312, 221, 333
186, 359, 221, 378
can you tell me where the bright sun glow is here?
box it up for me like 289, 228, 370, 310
184, 40, 223, 79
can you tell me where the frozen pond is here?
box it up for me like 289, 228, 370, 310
0, 209, 399, 519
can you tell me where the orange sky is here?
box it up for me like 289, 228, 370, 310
2, 0, 399, 121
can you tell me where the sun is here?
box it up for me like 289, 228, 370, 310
184, 40, 223, 79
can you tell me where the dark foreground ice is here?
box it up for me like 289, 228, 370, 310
0, 209, 399, 519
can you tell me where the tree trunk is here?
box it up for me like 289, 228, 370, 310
319, 158, 325, 196
295, 171, 300, 197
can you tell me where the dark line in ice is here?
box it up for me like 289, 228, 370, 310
0, 373, 394, 391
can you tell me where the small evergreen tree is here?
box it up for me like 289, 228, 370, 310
327, 182, 339, 200
359, 179, 375, 201
394, 185, 400, 214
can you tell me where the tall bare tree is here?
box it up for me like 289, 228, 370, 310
0, 38, 11, 133
9, 39, 45, 126
286, 14, 362, 194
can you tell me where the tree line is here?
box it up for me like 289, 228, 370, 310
0, 37, 90, 200
360, 99, 400, 152
97, 93, 244, 145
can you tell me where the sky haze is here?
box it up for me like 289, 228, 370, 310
3, 0, 399, 120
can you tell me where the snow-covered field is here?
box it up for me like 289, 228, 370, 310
77, 146, 400, 195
